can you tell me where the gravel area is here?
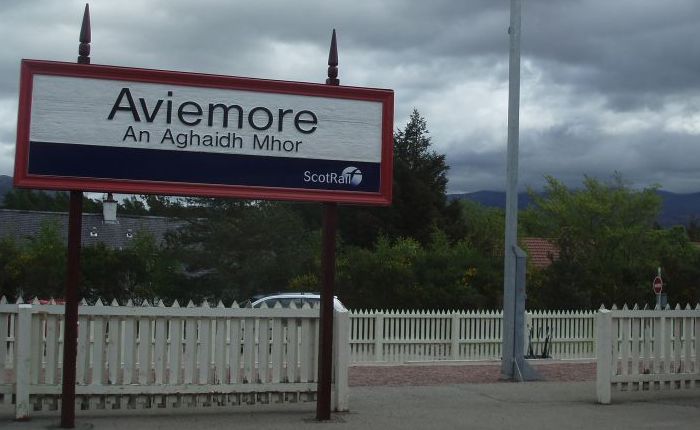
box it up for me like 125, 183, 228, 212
349, 361, 596, 386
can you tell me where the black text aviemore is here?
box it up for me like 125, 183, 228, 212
107, 88, 318, 134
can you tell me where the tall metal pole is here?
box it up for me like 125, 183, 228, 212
60, 4, 89, 428
316, 29, 339, 421
501, 0, 522, 379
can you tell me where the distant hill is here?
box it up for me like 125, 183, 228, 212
449, 190, 534, 209
449, 190, 700, 227
656, 191, 700, 226
0, 175, 11, 204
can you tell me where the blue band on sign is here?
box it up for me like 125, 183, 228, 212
27, 141, 381, 193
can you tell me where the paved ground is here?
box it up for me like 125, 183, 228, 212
2, 361, 699, 429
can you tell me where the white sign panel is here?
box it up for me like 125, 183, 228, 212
31, 75, 383, 162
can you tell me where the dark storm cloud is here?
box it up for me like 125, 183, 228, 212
516, 122, 700, 193
445, 148, 506, 193
85, 0, 511, 85
1, 0, 699, 194
523, 0, 700, 109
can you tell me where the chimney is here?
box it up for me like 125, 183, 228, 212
103, 193, 118, 224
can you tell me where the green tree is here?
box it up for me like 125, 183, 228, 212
335, 231, 502, 310
118, 196, 149, 216
387, 108, 462, 243
7, 221, 67, 299
339, 109, 465, 246
108, 194, 189, 217
525, 175, 672, 308
0, 237, 21, 299
142, 195, 190, 217
686, 216, 700, 242
653, 226, 700, 305
81, 243, 127, 301
2, 189, 102, 212
460, 199, 505, 255
164, 200, 317, 304
80, 231, 179, 303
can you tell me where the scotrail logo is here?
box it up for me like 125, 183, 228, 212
303, 166, 363, 187
341, 166, 363, 186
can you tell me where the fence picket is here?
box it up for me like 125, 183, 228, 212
370, 313, 376, 362
621, 316, 630, 378
671, 317, 681, 390
15, 305, 31, 419
683, 316, 692, 377
198, 318, 211, 384
45, 315, 59, 385
138, 317, 152, 385
384, 315, 391, 362
300, 317, 311, 383
312, 318, 319, 380
451, 313, 459, 360
654, 316, 663, 375
183, 318, 196, 384
30, 314, 42, 385
228, 318, 241, 384
286, 317, 298, 383
0, 309, 8, 385
631, 317, 640, 379
258, 317, 269, 384
243, 317, 255, 383
664, 316, 672, 382
214, 318, 226, 384
642, 318, 652, 375
154, 317, 167, 385
107, 315, 120, 385
168, 318, 182, 385
611, 317, 621, 391
271, 317, 283, 383
123, 316, 137, 384
76, 315, 89, 384
694, 316, 700, 388
92, 316, 106, 385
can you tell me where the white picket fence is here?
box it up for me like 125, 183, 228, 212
596, 305, 700, 404
0, 297, 350, 419
13, 298, 695, 416
349, 309, 597, 363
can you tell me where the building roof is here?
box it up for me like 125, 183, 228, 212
0, 208, 184, 249
521, 237, 559, 269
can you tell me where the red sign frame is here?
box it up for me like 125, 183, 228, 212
14, 60, 394, 205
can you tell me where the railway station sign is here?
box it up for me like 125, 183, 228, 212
14, 60, 394, 205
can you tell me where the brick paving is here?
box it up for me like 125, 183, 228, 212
349, 361, 596, 386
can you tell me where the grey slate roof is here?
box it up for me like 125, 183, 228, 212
0, 208, 185, 249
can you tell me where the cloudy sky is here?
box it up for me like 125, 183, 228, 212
1, 0, 699, 193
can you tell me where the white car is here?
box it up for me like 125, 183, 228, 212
247, 292, 347, 311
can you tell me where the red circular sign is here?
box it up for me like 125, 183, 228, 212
653, 276, 663, 294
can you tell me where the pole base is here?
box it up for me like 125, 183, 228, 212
501, 358, 542, 382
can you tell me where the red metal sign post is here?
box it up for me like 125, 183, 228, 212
60, 4, 89, 428
316, 30, 339, 421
